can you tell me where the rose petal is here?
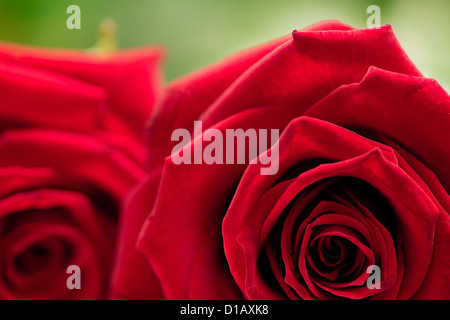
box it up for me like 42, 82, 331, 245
110, 169, 165, 299
0, 129, 143, 200
0, 43, 164, 141
137, 105, 302, 299
0, 61, 106, 133
200, 25, 421, 130
144, 21, 354, 169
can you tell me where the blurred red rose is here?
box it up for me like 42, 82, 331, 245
111, 21, 450, 299
0, 42, 163, 299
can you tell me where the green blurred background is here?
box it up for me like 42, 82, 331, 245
0, 0, 449, 91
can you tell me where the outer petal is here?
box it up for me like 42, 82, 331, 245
412, 213, 450, 299
110, 169, 165, 299
145, 24, 420, 170
145, 21, 354, 169
305, 66, 450, 191
136, 105, 299, 299
0, 43, 164, 142
0, 61, 106, 133
200, 25, 421, 129
0, 129, 143, 201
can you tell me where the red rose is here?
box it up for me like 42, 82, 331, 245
111, 21, 450, 299
0, 43, 163, 299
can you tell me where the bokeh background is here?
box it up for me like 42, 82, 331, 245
0, 0, 449, 91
